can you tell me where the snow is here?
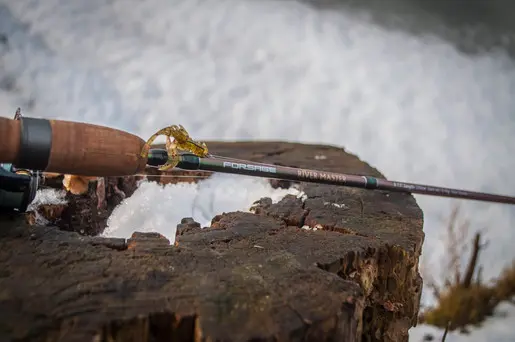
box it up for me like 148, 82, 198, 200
1, 0, 515, 340
103, 174, 303, 243
26, 188, 67, 225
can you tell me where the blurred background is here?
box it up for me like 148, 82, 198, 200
1, 0, 514, 340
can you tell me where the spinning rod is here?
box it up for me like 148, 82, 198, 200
145, 147, 515, 205
1, 112, 514, 209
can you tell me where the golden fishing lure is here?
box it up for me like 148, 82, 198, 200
140, 125, 209, 171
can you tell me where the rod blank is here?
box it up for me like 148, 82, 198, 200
147, 150, 515, 205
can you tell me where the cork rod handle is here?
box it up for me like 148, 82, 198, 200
0, 116, 148, 176
0, 117, 20, 163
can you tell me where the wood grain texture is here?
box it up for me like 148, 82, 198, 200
0, 142, 425, 342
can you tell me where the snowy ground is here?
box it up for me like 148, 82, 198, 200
1, 0, 515, 339
103, 174, 304, 242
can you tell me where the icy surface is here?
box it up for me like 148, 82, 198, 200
26, 188, 67, 225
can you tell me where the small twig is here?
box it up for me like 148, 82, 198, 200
441, 321, 451, 342
462, 232, 482, 288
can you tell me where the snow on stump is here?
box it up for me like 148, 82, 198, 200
0, 142, 424, 342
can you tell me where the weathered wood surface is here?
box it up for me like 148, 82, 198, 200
0, 142, 424, 342
35, 174, 141, 236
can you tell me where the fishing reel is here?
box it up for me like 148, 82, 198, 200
0, 163, 39, 213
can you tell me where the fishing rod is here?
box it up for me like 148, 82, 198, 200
140, 125, 515, 205
144, 148, 515, 205
1, 112, 515, 209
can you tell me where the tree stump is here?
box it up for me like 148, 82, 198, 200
0, 142, 424, 342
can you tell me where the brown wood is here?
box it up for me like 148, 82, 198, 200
46, 120, 147, 176
0, 116, 148, 176
0, 142, 425, 342
0, 117, 20, 163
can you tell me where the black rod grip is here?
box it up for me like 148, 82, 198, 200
15, 117, 53, 171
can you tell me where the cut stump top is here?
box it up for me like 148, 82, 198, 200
0, 142, 424, 342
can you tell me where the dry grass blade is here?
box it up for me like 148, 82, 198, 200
441, 321, 450, 342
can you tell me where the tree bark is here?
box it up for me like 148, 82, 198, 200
0, 141, 425, 342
